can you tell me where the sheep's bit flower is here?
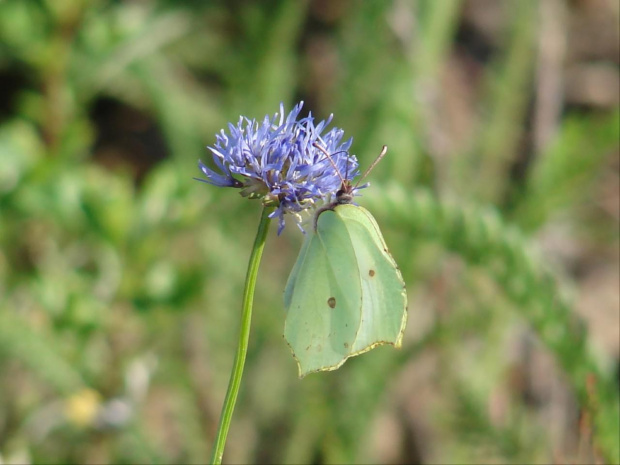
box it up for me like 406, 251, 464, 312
195, 102, 363, 234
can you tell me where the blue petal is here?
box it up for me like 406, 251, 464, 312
196, 161, 240, 187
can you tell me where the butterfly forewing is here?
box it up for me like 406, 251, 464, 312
284, 209, 363, 377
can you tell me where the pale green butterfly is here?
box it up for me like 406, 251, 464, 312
284, 145, 407, 377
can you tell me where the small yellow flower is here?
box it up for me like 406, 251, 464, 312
65, 389, 101, 427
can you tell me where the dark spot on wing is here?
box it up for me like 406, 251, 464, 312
369, 269, 375, 277
344, 342, 349, 348
327, 297, 336, 308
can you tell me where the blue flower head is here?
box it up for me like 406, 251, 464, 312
196, 102, 364, 234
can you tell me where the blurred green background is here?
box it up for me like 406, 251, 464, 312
0, 0, 618, 463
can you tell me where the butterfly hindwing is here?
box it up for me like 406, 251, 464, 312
334, 204, 407, 354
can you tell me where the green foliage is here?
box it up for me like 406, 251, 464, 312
365, 186, 619, 461
1, 0, 618, 464
514, 109, 620, 231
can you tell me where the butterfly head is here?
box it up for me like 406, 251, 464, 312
312, 143, 387, 220
335, 179, 356, 205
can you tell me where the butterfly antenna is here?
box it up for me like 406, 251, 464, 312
315, 149, 349, 166
354, 145, 388, 188
313, 143, 346, 184
344, 146, 352, 181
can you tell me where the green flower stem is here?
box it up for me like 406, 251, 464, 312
210, 206, 273, 465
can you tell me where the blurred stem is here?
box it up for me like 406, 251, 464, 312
42, 2, 84, 154
210, 206, 273, 465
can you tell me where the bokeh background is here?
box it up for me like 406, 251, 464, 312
1, 0, 619, 464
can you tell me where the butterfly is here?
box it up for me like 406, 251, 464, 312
284, 145, 408, 377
